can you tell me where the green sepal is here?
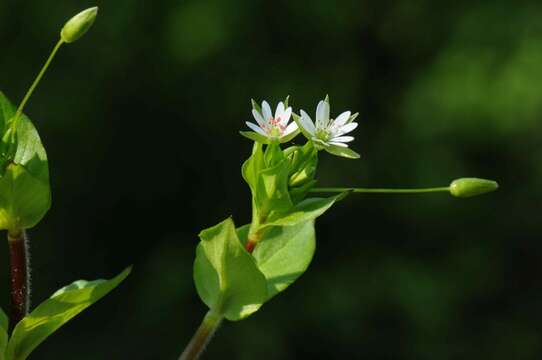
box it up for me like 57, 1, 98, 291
194, 218, 267, 321
323, 144, 360, 159
239, 131, 270, 144
0, 308, 7, 360
250, 99, 262, 115
283, 95, 290, 108
6, 267, 131, 360
279, 127, 301, 143
60, 7, 98, 43
449, 178, 499, 198
0, 92, 51, 232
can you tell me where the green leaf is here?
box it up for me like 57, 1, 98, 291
0, 92, 51, 232
0, 164, 51, 231
0, 92, 49, 182
324, 144, 360, 159
6, 268, 131, 360
264, 193, 348, 228
257, 159, 292, 216
241, 142, 264, 195
0, 307, 7, 360
194, 218, 267, 321
252, 221, 316, 299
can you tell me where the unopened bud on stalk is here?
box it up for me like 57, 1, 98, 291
60, 7, 98, 43
449, 178, 499, 198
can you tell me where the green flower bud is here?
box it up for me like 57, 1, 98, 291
60, 7, 98, 43
449, 178, 499, 198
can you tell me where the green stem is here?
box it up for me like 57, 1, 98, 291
11, 39, 65, 132
179, 311, 223, 360
310, 186, 450, 194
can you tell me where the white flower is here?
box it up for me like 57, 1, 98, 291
244, 100, 299, 143
297, 100, 359, 158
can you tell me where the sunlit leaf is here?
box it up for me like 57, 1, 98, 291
264, 193, 348, 228
194, 218, 267, 321
252, 221, 316, 299
6, 268, 131, 360
0, 92, 51, 231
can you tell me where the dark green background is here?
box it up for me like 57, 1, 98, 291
1, 0, 541, 359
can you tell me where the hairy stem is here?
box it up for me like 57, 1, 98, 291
7, 229, 30, 333
179, 311, 223, 360
310, 186, 450, 194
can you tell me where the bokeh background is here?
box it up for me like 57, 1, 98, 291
1, 0, 541, 359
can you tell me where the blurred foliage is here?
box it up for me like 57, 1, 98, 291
0, 0, 541, 359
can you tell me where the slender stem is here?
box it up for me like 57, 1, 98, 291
11, 39, 65, 132
180, 311, 223, 360
310, 186, 450, 194
7, 229, 30, 333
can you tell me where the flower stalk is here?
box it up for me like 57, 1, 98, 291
180, 311, 223, 360
311, 186, 450, 194
10, 39, 64, 136
7, 229, 30, 333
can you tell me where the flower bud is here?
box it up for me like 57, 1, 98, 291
449, 178, 499, 198
60, 7, 98, 43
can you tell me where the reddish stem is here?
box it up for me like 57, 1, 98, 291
245, 240, 256, 254
8, 230, 29, 333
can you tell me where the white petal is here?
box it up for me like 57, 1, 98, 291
246, 121, 267, 136
338, 122, 358, 135
328, 141, 348, 147
299, 110, 316, 135
280, 107, 292, 126
262, 101, 273, 122
252, 109, 265, 127
282, 121, 298, 136
316, 100, 330, 128
331, 136, 354, 143
334, 111, 351, 126
275, 102, 285, 119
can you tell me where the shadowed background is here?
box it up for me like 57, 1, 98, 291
1, 0, 541, 359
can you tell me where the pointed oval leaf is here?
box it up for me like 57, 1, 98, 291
6, 267, 131, 360
252, 221, 316, 299
194, 218, 267, 321
0, 92, 51, 232
0, 92, 49, 182
0, 164, 51, 231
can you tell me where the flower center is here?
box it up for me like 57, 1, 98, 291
315, 128, 331, 141
263, 117, 285, 137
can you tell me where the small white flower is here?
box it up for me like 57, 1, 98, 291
244, 100, 299, 143
298, 100, 359, 153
